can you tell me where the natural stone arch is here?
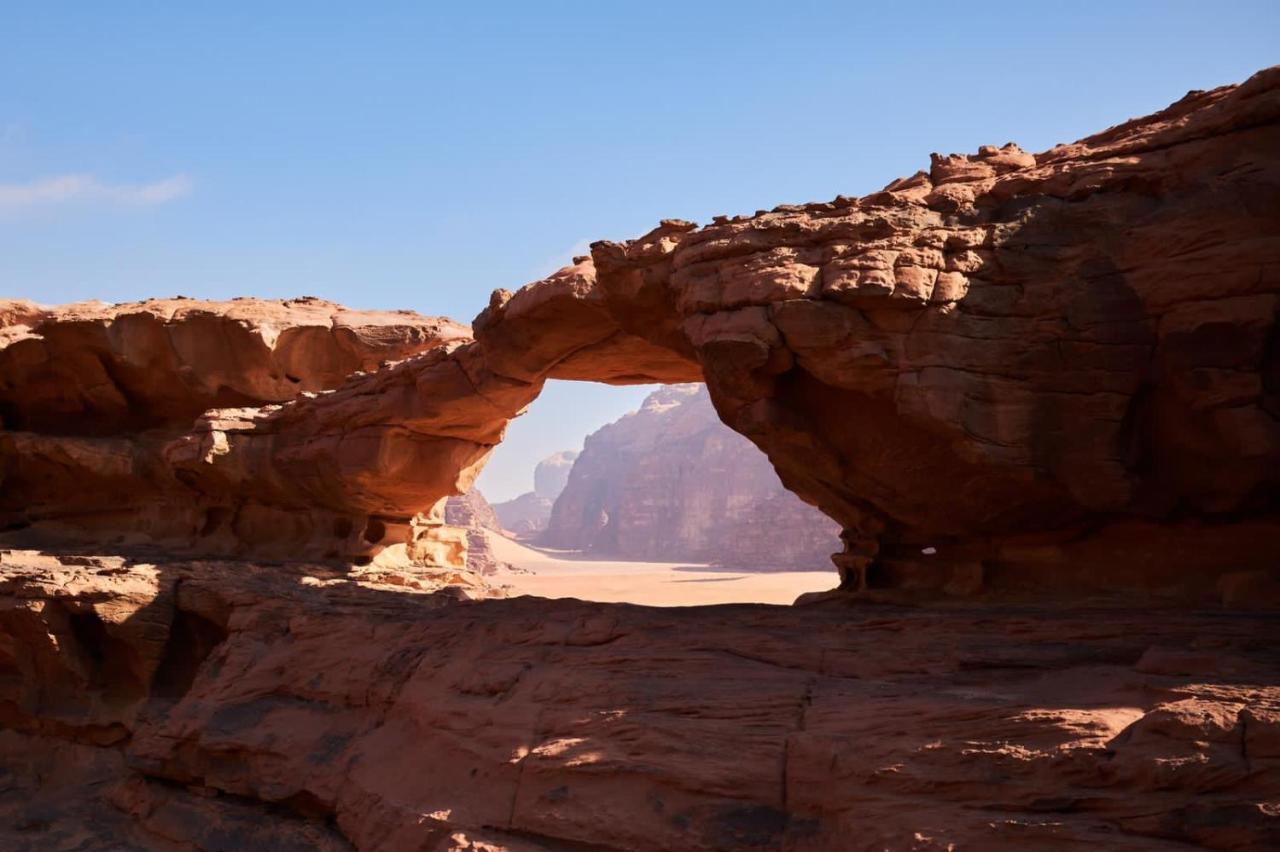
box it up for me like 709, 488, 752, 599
176, 70, 1280, 603
2, 69, 1278, 604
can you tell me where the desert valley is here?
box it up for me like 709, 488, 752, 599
1, 22, 1278, 851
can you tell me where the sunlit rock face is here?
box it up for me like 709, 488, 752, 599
0, 296, 466, 435
580, 69, 1280, 602
444, 488, 502, 533
0, 297, 476, 568
542, 384, 841, 567
1, 67, 1279, 852
443, 488, 509, 574
3, 68, 1279, 606
534, 450, 578, 502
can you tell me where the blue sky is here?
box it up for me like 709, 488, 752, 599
2, 3, 1277, 500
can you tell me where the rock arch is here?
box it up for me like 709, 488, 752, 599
3, 68, 1279, 603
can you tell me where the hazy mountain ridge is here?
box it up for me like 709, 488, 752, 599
491, 450, 579, 534
541, 384, 842, 569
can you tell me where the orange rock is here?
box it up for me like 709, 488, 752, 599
1, 551, 1277, 850
3, 68, 1280, 603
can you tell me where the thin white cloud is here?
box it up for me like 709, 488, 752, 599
0, 173, 193, 209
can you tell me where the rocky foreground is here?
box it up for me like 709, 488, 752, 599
3, 550, 1277, 851
1, 67, 1279, 850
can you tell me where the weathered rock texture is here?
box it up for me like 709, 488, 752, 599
2, 68, 1280, 852
0, 297, 476, 568
444, 488, 503, 534
2, 551, 1277, 851
443, 489, 509, 574
492, 451, 579, 535
543, 384, 841, 567
14, 67, 1268, 603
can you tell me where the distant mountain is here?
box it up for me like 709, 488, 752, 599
491, 450, 579, 535
534, 450, 577, 500
541, 384, 841, 569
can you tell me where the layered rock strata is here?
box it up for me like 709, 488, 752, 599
2, 68, 1280, 852
443, 489, 509, 574
0, 297, 474, 568
2, 551, 1277, 850
543, 384, 841, 567
3, 69, 1279, 604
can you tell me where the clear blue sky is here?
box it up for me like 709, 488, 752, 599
2, 3, 1276, 499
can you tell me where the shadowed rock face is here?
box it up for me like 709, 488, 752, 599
3, 69, 1279, 605
2, 551, 1277, 851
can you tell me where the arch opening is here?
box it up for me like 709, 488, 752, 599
451, 379, 842, 606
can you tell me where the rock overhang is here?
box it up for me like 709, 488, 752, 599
1, 67, 1278, 605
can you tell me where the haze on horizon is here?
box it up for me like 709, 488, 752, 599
2, 2, 1277, 499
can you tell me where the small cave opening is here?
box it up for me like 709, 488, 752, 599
62, 607, 147, 704
362, 518, 386, 544
460, 379, 843, 606
0, 639, 20, 695
200, 506, 233, 538
151, 608, 230, 701
863, 561, 890, 590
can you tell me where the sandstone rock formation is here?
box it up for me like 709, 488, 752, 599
492, 451, 579, 535
2, 550, 1277, 850
10, 67, 1266, 604
543, 384, 841, 567
1, 67, 1279, 852
444, 488, 503, 533
0, 296, 466, 434
0, 296, 477, 569
443, 489, 510, 574
534, 450, 577, 503
490, 491, 550, 536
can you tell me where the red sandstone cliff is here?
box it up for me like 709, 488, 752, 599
542, 384, 841, 568
0, 67, 1278, 852
2, 68, 1273, 604
0, 296, 483, 577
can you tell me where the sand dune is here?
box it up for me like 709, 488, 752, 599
485, 531, 837, 606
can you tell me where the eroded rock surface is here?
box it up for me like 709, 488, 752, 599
577, 70, 1280, 599
1, 68, 1279, 852
2, 552, 1277, 851
0, 296, 468, 434
0, 297, 475, 566
444, 489, 510, 575
36, 67, 1274, 603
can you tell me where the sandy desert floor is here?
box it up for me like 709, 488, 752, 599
484, 531, 837, 606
